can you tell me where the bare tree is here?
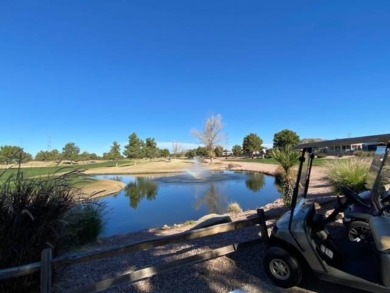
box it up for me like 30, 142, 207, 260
172, 142, 183, 159
192, 114, 225, 163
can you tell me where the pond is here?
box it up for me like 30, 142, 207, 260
95, 170, 281, 237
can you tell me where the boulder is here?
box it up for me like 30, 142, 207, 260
191, 213, 232, 230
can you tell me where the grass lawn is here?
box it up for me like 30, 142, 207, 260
0, 160, 135, 183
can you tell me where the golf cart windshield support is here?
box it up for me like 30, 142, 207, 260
288, 148, 315, 238
290, 149, 306, 210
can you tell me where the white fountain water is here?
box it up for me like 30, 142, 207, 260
155, 157, 236, 183
185, 157, 210, 179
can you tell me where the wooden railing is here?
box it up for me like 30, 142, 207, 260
0, 208, 268, 293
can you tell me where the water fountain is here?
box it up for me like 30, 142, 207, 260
95, 159, 279, 236
155, 157, 238, 183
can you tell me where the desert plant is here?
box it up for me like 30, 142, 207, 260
227, 202, 243, 214
325, 157, 371, 193
271, 145, 300, 206
271, 145, 300, 177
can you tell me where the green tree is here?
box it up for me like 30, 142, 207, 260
79, 151, 98, 161
196, 146, 209, 157
160, 148, 170, 158
21, 152, 33, 163
144, 138, 158, 160
214, 145, 224, 157
105, 141, 122, 161
232, 145, 242, 157
273, 129, 300, 149
35, 149, 60, 161
62, 142, 80, 162
192, 114, 225, 163
0, 145, 23, 165
123, 133, 144, 162
185, 149, 196, 159
242, 133, 263, 157
88, 153, 100, 160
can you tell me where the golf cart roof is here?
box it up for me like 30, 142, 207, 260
296, 133, 390, 150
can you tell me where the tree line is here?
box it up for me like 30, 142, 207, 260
0, 114, 312, 164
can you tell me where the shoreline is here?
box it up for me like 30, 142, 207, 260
78, 160, 332, 236
56, 161, 335, 293
80, 159, 280, 199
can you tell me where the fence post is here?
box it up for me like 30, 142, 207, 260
257, 208, 270, 245
40, 247, 52, 293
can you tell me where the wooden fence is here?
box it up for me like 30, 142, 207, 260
0, 208, 268, 293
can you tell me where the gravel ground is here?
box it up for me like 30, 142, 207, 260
53, 163, 367, 293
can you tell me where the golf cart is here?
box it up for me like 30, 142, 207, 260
260, 133, 390, 292
343, 142, 390, 242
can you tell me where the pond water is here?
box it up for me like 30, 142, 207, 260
95, 171, 281, 237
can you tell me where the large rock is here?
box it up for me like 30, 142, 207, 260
191, 213, 232, 230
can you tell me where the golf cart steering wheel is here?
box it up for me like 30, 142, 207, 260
339, 186, 370, 208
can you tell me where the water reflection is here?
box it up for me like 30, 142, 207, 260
96, 171, 281, 236
121, 171, 269, 210
108, 175, 124, 182
194, 183, 228, 214
245, 172, 265, 192
123, 177, 159, 209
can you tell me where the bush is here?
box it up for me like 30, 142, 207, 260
0, 168, 78, 292
0, 168, 106, 292
63, 201, 106, 246
353, 151, 375, 158
325, 157, 372, 193
227, 202, 243, 214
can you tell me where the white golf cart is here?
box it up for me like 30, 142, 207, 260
259, 134, 390, 292
343, 142, 390, 242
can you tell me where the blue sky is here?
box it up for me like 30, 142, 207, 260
1, 1, 390, 156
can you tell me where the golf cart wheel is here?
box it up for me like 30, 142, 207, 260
263, 246, 302, 288
347, 220, 371, 242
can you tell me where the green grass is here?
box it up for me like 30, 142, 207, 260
0, 160, 136, 182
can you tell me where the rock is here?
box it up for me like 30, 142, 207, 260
191, 213, 232, 230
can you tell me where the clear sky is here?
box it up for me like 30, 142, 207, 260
1, 1, 390, 156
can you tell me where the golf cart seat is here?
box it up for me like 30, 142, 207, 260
369, 216, 390, 253
369, 216, 390, 287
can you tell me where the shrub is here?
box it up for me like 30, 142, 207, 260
63, 201, 106, 246
0, 167, 106, 292
353, 151, 375, 158
0, 168, 78, 292
227, 202, 243, 214
325, 157, 372, 193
